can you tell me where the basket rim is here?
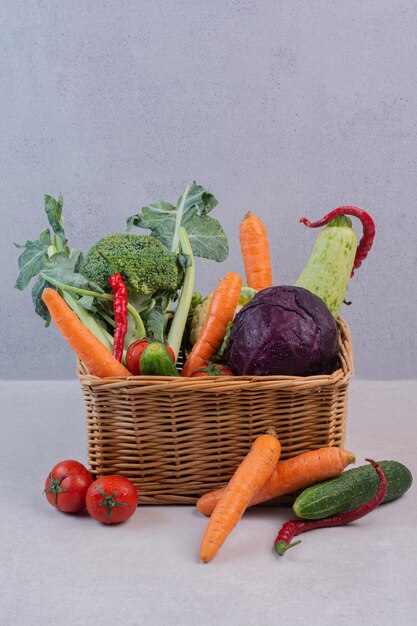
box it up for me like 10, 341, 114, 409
77, 317, 354, 390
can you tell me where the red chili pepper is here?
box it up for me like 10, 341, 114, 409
274, 459, 387, 556
109, 273, 128, 362
299, 206, 375, 276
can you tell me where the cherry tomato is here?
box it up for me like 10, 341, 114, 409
44, 460, 93, 513
86, 476, 138, 524
126, 339, 175, 375
189, 362, 234, 377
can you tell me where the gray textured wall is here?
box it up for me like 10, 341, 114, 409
2, 0, 416, 380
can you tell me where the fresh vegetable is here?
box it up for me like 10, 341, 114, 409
14, 195, 145, 351
211, 287, 257, 360
189, 295, 212, 346
301, 206, 376, 276
103, 182, 228, 358
295, 207, 375, 317
44, 460, 93, 513
80, 233, 183, 313
127, 180, 228, 262
116, 227, 195, 363
214, 321, 233, 362
196, 446, 355, 516
139, 342, 180, 376
182, 291, 203, 352
86, 476, 138, 525
41, 288, 131, 377
189, 286, 256, 346
238, 286, 258, 307
189, 362, 234, 377
108, 271, 128, 362
15, 183, 227, 364
275, 459, 387, 556
79, 232, 185, 357
239, 211, 273, 291
126, 339, 175, 375
293, 459, 413, 519
200, 430, 281, 563
182, 272, 243, 377
166, 228, 195, 361
225, 285, 339, 376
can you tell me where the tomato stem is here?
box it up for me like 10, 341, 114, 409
96, 487, 131, 523
44, 472, 73, 504
191, 361, 233, 376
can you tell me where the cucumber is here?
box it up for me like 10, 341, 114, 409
295, 215, 357, 317
139, 342, 179, 376
293, 460, 413, 520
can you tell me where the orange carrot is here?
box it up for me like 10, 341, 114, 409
239, 211, 272, 291
197, 446, 356, 516
182, 272, 242, 377
199, 430, 281, 563
41, 288, 131, 378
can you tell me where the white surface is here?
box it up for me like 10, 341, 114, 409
1, 379, 416, 626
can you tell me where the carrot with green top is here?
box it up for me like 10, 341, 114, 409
197, 446, 356, 516
42, 288, 131, 377
182, 272, 242, 377
199, 430, 281, 563
239, 211, 272, 291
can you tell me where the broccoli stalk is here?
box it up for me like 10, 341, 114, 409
60, 290, 114, 351
16, 186, 225, 368
39, 274, 146, 343
44, 231, 183, 355
40, 213, 122, 350
167, 227, 195, 361
79, 233, 182, 348
170, 182, 192, 254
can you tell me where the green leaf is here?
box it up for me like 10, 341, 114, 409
145, 296, 167, 342
77, 295, 96, 311
188, 291, 203, 321
238, 286, 257, 306
14, 228, 52, 290
31, 276, 53, 325
44, 194, 66, 243
126, 201, 176, 249
185, 213, 229, 261
41, 251, 104, 294
176, 181, 218, 219
177, 252, 192, 271
215, 320, 233, 360
126, 182, 228, 262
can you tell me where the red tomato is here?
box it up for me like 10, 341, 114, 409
86, 476, 138, 524
189, 362, 234, 377
44, 460, 93, 513
126, 339, 175, 375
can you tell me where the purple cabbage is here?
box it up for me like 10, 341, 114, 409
224, 286, 339, 376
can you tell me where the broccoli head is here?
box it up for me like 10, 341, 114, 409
80, 234, 183, 296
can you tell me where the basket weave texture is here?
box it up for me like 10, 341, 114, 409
78, 318, 354, 505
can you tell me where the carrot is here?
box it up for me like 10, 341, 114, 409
182, 272, 242, 377
197, 446, 356, 516
239, 211, 272, 291
199, 430, 281, 563
41, 288, 131, 377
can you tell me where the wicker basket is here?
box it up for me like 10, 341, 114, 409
78, 317, 354, 505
